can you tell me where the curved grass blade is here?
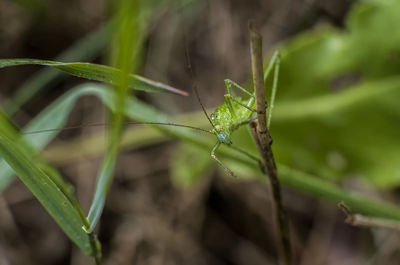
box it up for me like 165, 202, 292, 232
0, 84, 119, 191
0, 59, 188, 96
4, 23, 111, 115
0, 111, 93, 255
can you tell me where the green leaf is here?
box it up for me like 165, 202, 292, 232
0, 59, 187, 96
0, 85, 102, 191
0, 111, 93, 255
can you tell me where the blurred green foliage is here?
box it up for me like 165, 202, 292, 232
272, 0, 400, 188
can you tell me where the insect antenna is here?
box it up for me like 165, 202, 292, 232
22, 121, 214, 135
181, 17, 216, 130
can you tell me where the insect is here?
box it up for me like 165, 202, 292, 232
191, 50, 281, 176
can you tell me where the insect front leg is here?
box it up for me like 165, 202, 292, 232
211, 141, 235, 177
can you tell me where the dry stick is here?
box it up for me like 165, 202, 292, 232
338, 202, 400, 231
248, 21, 292, 265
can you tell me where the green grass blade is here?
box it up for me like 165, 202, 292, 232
87, 0, 144, 232
0, 83, 119, 191
0, 111, 93, 255
0, 59, 187, 96
0, 86, 97, 190
86, 148, 117, 230
277, 166, 400, 222
4, 23, 111, 115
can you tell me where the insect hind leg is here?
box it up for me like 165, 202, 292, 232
211, 141, 235, 177
224, 94, 236, 118
224, 79, 257, 113
226, 94, 256, 112
265, 51, 280, 128
263, 51, 280, 82
224, 79, 254, 98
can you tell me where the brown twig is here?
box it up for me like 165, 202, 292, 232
248, 20, 292, 265
338, 202, 400, 231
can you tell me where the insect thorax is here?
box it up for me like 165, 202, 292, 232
211, 98, 253, 130
210, 97, 254, 145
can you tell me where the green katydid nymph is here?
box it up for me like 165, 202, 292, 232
193, 50, 281, 177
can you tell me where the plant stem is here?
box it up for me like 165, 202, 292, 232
248, 20, 292, 265
338, 202, 400, 231
88, 231, 102, 265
